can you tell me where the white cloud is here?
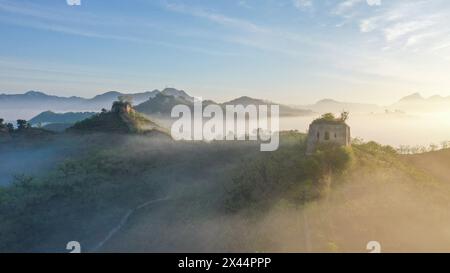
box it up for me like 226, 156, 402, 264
360, 18, 378, 32
237, 1, 251, 9
334, 0, 362, 16
165, 3, 269, 34
431, 41, 450, 52
405, 32, 438, 47
355, 0, 450, 54
366, 0, 381, 7
384, 20, 435, 42
293, 0, 313, 10
334, 0, 380, 16
163, 2, 338, 56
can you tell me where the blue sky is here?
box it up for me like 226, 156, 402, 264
1, 0, 450, 104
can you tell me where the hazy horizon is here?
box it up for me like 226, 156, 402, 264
0, 87, 436, 105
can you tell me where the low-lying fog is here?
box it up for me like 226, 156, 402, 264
0, 136, 93, 186
1, 130, 450, 252
0, 146, 62, 186
156, 111, 450, 148
2, 111, 450, 187
282, 112, 450, 147
3, 108, 450, 147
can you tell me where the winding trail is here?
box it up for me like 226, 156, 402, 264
90, 197, 170, 252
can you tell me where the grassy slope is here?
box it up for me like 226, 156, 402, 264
68, 111, 130, 133
309, 143, 450, 252
403, 148, 450, 184
0, 134, 260, 252
68, 110, 167, 135
92, 136, 450, 252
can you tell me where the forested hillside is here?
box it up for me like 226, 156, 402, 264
1, 131, 449, 252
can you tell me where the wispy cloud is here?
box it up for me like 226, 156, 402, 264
164, 2, 270, 34
360, 17, 378, 32
333, 0, 382, 17
292, 0, 313, 10
384, 20, 435, 42
354, 0, 450, 54
237, 0, 252, 9
333, 0, 362, 16
0, 0, 236, 56
366, 0, 381, 7
405, 31, 440, 48
162, 1, 336, 56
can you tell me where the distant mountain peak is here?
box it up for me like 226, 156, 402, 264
29, 110, 96, 126
316, 98, 339, 104
135, 92, 195, 115
101, 91, 121, 95
390, 92, 450, 112
91, 91, 122, 100
235, 96, 253, 100
429, 95, 445, 101
160, 88, 193, 101
161, 87, 182, 92
224, 96, 268, 105
399, 93, 424, 102
235, 95, 259, 101
24, 90, 47, 97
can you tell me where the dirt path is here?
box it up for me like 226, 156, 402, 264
90, 197, 170, 252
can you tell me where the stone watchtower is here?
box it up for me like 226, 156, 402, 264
111, 101, 133, 114
306, 113, 351, 155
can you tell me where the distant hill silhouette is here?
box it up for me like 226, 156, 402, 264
0, 89, 173, 119
29, 111, 96, 126
299, 98, 381, 114
135, 94, 313, 117
89, 90, 160, 104
135, 93, 215, 116
0, 88, 188, 109
160, 88, 194, 101
4, 89, 450, 121
41, 123, 74, 132
11, 127, 55, 138
398, 92, 425, 102
223, 96, 313, 117
390, 92, 450, 112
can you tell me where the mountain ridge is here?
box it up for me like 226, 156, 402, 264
29, 111, 96, 125
390, 92, 450, 112
3, 90, 450, 122
135, 94, 313, 117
